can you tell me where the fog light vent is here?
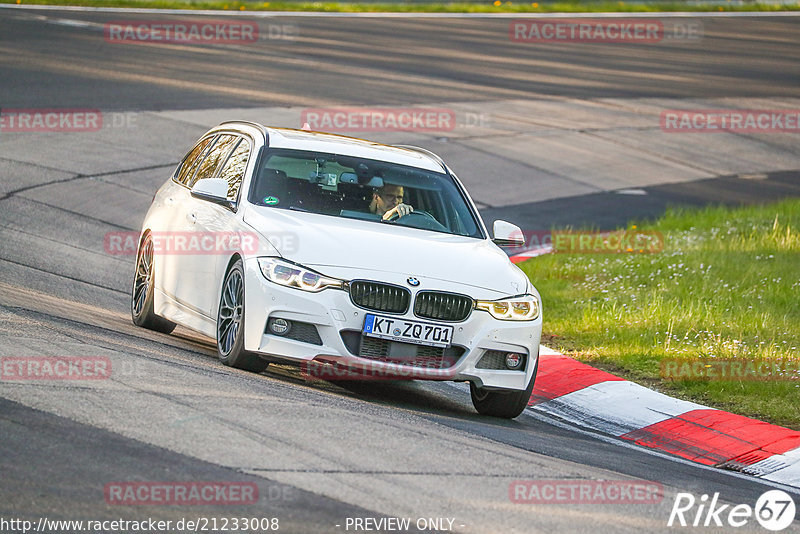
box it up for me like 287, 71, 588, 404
266, 319, 323, 346
505, 352, 523, 370
476, 350, 526, 371
268, 318, 291, 335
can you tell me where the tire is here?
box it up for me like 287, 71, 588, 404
216, 259, 269, 373
131, 232, 177, 334
470, 357, 538, 419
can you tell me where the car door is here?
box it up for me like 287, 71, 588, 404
176, 133, 244, 317
207, 136, 254, 317
157, 134, 217, 309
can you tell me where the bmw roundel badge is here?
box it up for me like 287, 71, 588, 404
407, 277, 420, 287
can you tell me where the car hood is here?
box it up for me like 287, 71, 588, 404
243, 206, 528, 296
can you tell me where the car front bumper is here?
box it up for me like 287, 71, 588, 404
242, 258, 541, 391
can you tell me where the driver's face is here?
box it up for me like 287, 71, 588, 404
375, 186, 404, 215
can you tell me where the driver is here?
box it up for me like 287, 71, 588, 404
369, 184, 414, 220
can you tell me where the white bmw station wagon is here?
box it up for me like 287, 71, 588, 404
132, 121, 542, 418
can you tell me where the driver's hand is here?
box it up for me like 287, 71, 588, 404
382, 203, 414, 220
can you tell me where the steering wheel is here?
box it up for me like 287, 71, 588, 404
384, 210, 449, 232
384, 209, 437, 222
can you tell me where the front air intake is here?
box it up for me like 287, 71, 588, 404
348, 280, 410, 314
414, 291, 473, 322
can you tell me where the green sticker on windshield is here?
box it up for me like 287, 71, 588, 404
263, 196, 279, 205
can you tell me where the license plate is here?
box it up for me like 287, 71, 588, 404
362, 314, 454, 348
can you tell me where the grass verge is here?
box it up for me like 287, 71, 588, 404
2, 0, 799, 12
518, 199, 800, 429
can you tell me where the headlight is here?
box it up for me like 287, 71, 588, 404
475, 294, 540, 321
257, 258, 344, 292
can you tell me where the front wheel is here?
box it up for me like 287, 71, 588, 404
216, 259, 269, 373
131, 233, 176, 334
470, 358, 538, 419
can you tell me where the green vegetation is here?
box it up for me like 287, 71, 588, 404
3, 0, 798, 12
519, 199, 800, 428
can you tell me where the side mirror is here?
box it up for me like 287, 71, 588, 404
191, 178, 235, 210
492, 220, 525, 247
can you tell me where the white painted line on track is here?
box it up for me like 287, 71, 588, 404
754, 448, 800, 486
764, 461, 800, 487
2, 4, 800, 17
443, 380, 800, 495
447, 348, 800, 490
521, 408, 800, 496
533, 379, 708, 436
745, 447, 800, 477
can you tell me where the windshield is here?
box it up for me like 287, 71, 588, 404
248, 148, 483, 238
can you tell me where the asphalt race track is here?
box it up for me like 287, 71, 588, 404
1, 7, 799, 533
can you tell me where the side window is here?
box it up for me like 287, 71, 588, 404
175, 136, 215, 186
189, 134, 239, 187
218, 138, 251, 202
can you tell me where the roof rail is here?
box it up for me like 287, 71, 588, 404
392, 144, 448, 173
217, 120, 268, 141
218, 120, 262, 129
